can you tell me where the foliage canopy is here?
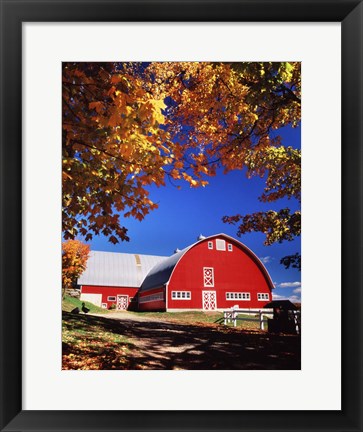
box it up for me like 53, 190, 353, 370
62, 62, 301, 267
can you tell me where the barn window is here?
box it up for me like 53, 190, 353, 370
226, 292, 250, 300
208, 241, 213, 249
107, 296, 116, 301
257, 293, 269, 301
216, 239, 226, 251
203, 267, 214, 287
172, 291, 191, 300
139, 292, 163, 303
228, 244, 233, 251
101, 303, 108, 309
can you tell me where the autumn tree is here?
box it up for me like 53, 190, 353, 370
63, 63, 166, 244
148, 62, 301, 268
63, 62, 300, 267
62, 240, 90, 298
63, 62, 206, 245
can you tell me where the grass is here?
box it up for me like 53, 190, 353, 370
127, 310, 267, 330
62, 297, 268, 331
62, 312, 135, 370
130, 310, 223, 324
62, 295, 109, 314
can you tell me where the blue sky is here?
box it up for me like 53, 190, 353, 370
83, 125, 301, 303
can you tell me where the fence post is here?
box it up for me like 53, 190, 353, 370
224, 311, 227, 325
293, 311, 300, 335
233, 310, 237, 327
259, 310, 264, 330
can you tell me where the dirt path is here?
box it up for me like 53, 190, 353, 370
92, 311, 169, 322
86, 311, 300, 370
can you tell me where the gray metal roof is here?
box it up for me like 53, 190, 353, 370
77, 251, 168, 287
139, 246, 191, 292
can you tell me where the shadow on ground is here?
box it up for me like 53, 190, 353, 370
62, 312, 301, 370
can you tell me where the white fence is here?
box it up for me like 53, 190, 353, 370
223, 308, 301, 334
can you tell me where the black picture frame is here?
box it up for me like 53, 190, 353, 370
0, 1, 362, 431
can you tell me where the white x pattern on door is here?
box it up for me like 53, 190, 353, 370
203, 267, 214, 287
203, 291, 217, 310
116, 295, 128, 310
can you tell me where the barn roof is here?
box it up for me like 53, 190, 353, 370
140, 233, 275, 292
77, 251, 168, 288
138, 246, 190, 292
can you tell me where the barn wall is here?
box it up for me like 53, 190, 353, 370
138, 286, 166, 311
79, 293, 102, 307
167, 237, 272, 310
81, 285, 139, 310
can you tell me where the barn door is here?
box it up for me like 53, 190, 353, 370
116, 295, 128, 310
202, 291, 217, 310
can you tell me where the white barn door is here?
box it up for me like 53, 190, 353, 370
116, 295, 128, 310
80, 293, 102, 307
202, 291, 217, 310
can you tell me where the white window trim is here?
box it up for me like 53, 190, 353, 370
101, 303, 108, 309
208, 241, 213, 249
226, 292, 251, 300
203, 267, 214, 287
227, 244, 233, 251
257, 293, 270, 301
107, 296, 116, 301
216, 239, 226, 251
139, 292, 164, 304
171, 291, 191, 300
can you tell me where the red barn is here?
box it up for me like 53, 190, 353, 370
77, 233, 274, 312
78, 251, 167, 310
138, 233, 274, 311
